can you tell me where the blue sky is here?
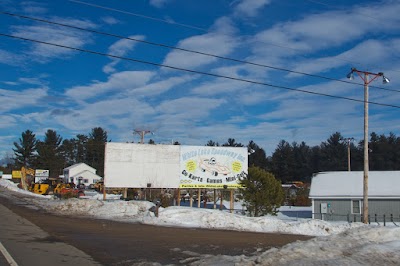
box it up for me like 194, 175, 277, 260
1, 0, 400, 159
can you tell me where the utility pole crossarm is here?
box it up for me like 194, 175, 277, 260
134, 129, 152, 144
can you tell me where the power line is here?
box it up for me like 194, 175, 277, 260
69, 0, 208, 32
1, 32, 400, 109
67, 0, 400, 75
2, 11, 399, 94
306, 0, 383, 22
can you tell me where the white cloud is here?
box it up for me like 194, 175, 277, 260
0, 115, 17, 129
191, 79, 249, 96
2, 76, 49, 87
0, 49, 22, 66
128, 75, 194, 97
11, 24, 92, 61
103, 35, 145, 74
210, 17, 237, 35
0, 87, 48, 112
287, 39, 397, 76
21, 1, 47, 14
163, 18, 237, 70
65, 71, 155, 100
149, 0, 170, 8
18, 76, 49, 86
101, 16, 120, 25
251, 1, 400, 63
108, 35, 144, 56
156, 97, 226, 116
233, 0, 271, 18
9, 17, 96, 62
51, 17, 97, 29
163, 33, 237, 70
22, 98, 140, 134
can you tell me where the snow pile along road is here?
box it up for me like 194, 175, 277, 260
2, 179, 400, 265
188, 226, 400, 265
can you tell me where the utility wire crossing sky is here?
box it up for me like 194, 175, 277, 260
0, 0, 399, 158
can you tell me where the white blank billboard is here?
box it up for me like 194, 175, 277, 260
104, 143, 248, 189
104, 143, 180, 188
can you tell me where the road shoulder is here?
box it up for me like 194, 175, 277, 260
0, 203, 101, 266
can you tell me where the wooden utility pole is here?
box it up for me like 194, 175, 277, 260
363, 74, 369, 224
347, 68, 390, 224
347, 141, 351, 171
134, 129, 152, 144
341, 137, 354, 171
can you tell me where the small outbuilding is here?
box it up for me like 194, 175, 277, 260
63, 163, 102, 188
309, 171, 400, 223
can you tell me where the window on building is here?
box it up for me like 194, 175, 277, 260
83, 179, 89, 183
352, 200, 361, 214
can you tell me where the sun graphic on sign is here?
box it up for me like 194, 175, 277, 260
231, 161, 242, 173
186, 160, 197, 172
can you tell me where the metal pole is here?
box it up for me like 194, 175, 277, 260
363, 74, 369, 224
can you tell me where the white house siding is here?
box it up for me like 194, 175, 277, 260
63, 163, 101, 187
70, 171, 101, 187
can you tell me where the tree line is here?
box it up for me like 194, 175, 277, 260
10, 128, 108, 177
207, 132, 400, 183
4, 129, 400, 182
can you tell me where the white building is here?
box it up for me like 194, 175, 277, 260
63, 163, 102, 187
1, 174, 12, 180
309, 171, 400, 222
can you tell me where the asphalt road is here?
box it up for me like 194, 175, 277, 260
0, 190, 312, 265
0, 200, 100, 266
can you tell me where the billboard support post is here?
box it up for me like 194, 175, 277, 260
219, 191, 223, 210
177, 188, 181, 206
213, 189, 217, 209
189, 190, 193, 207
230, 190, 234, 213
197, 188, 201, 208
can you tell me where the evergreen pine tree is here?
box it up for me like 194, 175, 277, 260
13, 130, 37, 168
240, 166, 284, 217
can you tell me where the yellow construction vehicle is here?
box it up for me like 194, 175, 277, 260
29, 178, 64, 195
93, 181, 104, 192
53, 183, 85, 198
30, 183, 50, 195
20, 167, 35, 190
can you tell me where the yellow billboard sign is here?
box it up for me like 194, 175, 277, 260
180, 146, 248, 189
12, 170, 22, 179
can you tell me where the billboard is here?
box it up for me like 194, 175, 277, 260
35, 169, 49, 178
35, 169, 49, 183
104, 143, 180, 188
180, 146, 248, 189
104, 143, 248, 189
12, 170, 22, 179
